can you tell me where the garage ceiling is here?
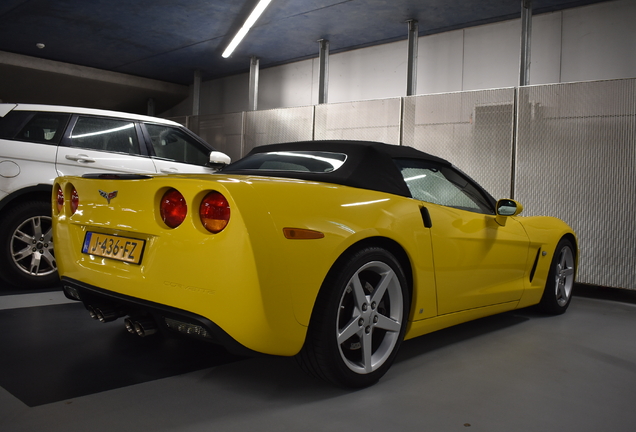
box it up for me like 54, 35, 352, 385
0, 0, 609, 113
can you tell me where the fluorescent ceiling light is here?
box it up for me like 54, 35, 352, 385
222, 0, 273, 58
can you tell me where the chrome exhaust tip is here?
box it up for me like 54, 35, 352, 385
96, 307, 119, 323
124, 317, 137, 334
125, 317, 158, 337
87, 305, 119, 322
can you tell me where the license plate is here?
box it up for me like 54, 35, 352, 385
82, 232, 145, 264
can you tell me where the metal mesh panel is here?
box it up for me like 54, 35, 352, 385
314, 99, 401, 144
243, 106, 314, 156
402, 89, 515, 199
516, 79, 636, 289
195, 113, 244, 162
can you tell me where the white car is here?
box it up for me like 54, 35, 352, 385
0, 103, 230, 289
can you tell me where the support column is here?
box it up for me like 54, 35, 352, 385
406, 20, 419, 96
519, 0, 532, 86
318, 39, 329, 104
193, 69, 202, 116
147, 98, 155, 116
249, 56, 259, 111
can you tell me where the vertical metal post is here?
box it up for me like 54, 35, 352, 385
515, 0, 532, 199
311, 105, 316, 141
147, 98, 155, 117
240, 111, 246, 158
406, 20, 419, 96
249, 56, 259, 111
193, 70, 201, 116
318, 39, 329, 104
519, 0, 532, 86
510, 87, 520, 199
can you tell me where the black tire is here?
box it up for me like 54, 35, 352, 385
297, 246, 410, 388
537, 238, 576, 315
0, 200, 58, 289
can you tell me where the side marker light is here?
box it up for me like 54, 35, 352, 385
283, 228, 325, 240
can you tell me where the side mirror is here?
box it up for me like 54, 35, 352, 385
495, 199, 523, 226
496, 199, 524, 216
208, 151, 231, 169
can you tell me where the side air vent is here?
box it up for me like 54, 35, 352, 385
420, 206, 433, 228
529, 248, 541, 282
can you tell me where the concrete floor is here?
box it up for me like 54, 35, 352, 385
1, 284, 635, 432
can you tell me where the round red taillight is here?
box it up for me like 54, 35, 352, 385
199, 191, 230, 233
160, 189, 187, 228
70, 186, 79, 215
56, 185, 64, 213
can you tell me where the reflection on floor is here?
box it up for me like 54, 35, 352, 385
1, 284, 635, 431
0, 301, 242, 406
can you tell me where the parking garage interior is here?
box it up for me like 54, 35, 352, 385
1, 1, 635, 431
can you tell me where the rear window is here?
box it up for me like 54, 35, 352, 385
0, 111, 31, 139
226, 151, 347, 173
0, 111, 70, 144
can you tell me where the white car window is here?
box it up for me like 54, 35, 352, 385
12, 112, 70, 145
71, 117, 141, 155
145, 124, 210, 167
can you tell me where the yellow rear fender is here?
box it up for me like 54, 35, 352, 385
238, 182, 437, 329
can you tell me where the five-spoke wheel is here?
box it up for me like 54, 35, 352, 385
538, 238, 576, 314
297, 247, 409, 388
336, 260, 404, 374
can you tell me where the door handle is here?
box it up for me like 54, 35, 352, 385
160, 168, 179, 173
65, 154, 96, 163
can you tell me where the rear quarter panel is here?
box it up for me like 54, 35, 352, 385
233, 177, 437, 327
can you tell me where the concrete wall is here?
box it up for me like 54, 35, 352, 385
162, 0, 636, 117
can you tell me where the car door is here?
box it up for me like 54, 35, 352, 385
425, 204, 530, 314
142, 123, 217, 174
395, 159, 530, 315
55, 115, 158, 176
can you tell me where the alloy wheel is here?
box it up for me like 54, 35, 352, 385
10, 215, 56, 277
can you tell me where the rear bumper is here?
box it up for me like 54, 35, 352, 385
61, 276, 259, 357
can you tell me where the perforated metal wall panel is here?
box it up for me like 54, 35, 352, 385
314, 99, 402, 144
515, 79, 636, 289
243, 106, 315, 155
402, 88, 516, 200
195, 113, 244, 162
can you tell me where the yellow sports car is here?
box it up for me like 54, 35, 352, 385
53, 140, 577, 388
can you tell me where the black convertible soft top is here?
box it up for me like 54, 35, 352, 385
220, 140, 452, 198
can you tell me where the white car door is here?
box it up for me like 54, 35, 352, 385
55, 116, 157, 176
